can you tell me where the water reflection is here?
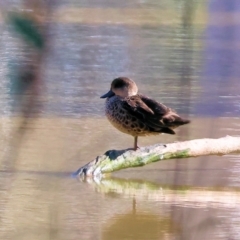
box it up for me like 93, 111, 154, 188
102, 212, 178, 240
91, 177, 240, 208
87, 177, 240, 240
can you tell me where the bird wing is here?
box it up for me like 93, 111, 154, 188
121, 95, 175, 134
140, 95, 190, 126
139, 95, 169, 116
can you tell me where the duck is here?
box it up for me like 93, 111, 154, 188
101, 77, 190, 150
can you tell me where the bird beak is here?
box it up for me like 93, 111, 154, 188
100, 90, 115, 98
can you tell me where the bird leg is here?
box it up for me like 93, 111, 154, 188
134, 136, 139, 150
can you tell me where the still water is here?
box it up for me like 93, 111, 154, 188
1, 0, 240, 239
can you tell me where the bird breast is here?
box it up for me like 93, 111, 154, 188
104, 97, 151, 136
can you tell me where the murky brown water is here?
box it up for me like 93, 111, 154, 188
1, 0, 240, 239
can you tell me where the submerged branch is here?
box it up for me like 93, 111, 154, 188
74, 136, 240, 178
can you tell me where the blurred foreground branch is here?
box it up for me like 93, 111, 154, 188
7, 0, 54, 128
74, 136, 240, 178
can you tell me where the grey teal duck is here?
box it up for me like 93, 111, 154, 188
101, 77, 190, 150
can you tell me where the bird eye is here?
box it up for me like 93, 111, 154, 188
114, 81, 125, 88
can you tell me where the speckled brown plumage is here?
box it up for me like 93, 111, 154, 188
101, 77, 190, 150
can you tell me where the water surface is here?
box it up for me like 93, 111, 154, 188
0, 0, 240, 239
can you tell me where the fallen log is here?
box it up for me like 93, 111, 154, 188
73, 136, 240, 178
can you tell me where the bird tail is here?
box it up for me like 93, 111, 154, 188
177, 118, 190, 125
163, 114, 190, 127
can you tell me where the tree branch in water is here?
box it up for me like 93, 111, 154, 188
73, 136, 240, 178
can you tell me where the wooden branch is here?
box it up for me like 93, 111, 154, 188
73, 136, 240, 178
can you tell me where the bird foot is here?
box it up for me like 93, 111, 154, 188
133, 145, 140, 151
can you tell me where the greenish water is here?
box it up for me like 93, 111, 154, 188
0, 0, 240, 239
